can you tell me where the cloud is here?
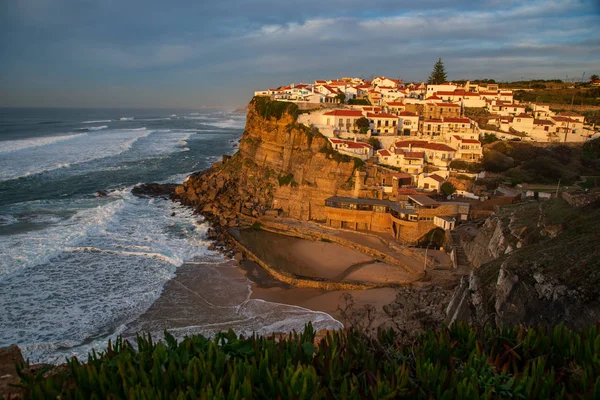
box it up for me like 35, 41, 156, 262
0, 0, 598, 107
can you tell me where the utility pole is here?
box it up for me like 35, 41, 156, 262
555, 178, 561, 198
581, 72, 586, 83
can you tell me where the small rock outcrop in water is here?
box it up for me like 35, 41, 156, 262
132, 183, 178, 198
446, 196, 600, 330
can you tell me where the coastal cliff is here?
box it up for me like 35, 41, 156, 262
447, 195, 600, 329
175, 97, 357, 224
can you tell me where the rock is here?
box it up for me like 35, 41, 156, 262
132, 183, 178, 198
95, 190, 109, 197
0, 345, 25, 399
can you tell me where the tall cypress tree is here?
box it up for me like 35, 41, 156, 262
427, 58, 448, 85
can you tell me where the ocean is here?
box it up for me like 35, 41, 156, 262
0, 108, 341, 364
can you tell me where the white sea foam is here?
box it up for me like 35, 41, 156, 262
0, 192, 212, 363
0, 133, 87, 153
0, 214, 18, 226
87, 125, 108, 131
119, 117, 134, 121
0, 128, 152, 181
82, 120, 112, 124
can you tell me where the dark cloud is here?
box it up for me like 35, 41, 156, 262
0, 0, 598, 107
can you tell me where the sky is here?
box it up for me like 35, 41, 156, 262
0, 0, 599, 108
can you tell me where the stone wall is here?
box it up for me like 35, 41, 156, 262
561, 190, 600, 207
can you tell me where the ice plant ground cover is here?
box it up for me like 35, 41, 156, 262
17, 322, 600, 399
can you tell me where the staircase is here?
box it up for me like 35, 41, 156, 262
450, 231, 471, 274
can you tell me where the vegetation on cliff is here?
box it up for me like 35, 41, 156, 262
251, 96, 299, 120
481, 139, 600, 185
17, 322, 600, 399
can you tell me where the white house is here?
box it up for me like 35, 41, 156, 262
418, 173, 446, 191
329, 138, 373, 160
398, 111, 419, 136
321, 109, 365, 133
449, 136, 483, 162
393, 140, 457, 168
372, 76, 404, 88
367, 112, 398, 135
376, 148, 425, 175
426, 83, 457, 97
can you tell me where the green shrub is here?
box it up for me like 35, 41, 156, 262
18, 323, 600, 399
441, 181, 456, 196
250, 222, 262, 230
483, 150, 515, 172
450, 160, 484, 173
481, 133, 499, 145
348, 98, 370, 105
251, 96, 299, 120
278, 173, 295, 186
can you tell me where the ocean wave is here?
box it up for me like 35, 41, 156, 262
0, 214, 18, 226
119, 117, 134, 121
0, 192, 213, 363
0, 133, 87, 153
78, 125, 108, 131
0, 129, 152, 182
88, 125, 108, 131
205, 118, 246, 129
82, 120, 112, 124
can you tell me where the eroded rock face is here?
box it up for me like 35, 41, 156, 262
0, 345, 25, 399
447, 199, 600, 330
174, 99, 356, 227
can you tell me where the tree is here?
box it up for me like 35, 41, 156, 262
356, 117, 370, 130
427, 58, 448, 85
481, 133, 499, 145
590, 74, 599, 82
335, 93, 346, 103
440, 182, 456, 196
367, 137, 381, 150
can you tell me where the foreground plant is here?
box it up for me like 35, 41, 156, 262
16, 322, 600, 399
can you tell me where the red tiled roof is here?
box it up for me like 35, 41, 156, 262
394, 140, 428, 148
330, 138, 372, 149
395, 141, 457, 152
323, 110, 364, 117
399, 111, 417, 116
387, 101, 405, 106
422, 143, 457, 152
461, 139, 481, 144
515, 113, 533, 118
377, 149, 392, 157
428, 174, 445, 183
551, 116, 579, 123
403, 151, 425, 159
345, 141, 372, 149
534, 119, 554, 125
426, 95, 443, 101
435, 91, 456, 96
367, 112, 397, 119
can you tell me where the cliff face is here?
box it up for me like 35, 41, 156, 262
175, 98, 356, 224
447, 196, 600, 330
